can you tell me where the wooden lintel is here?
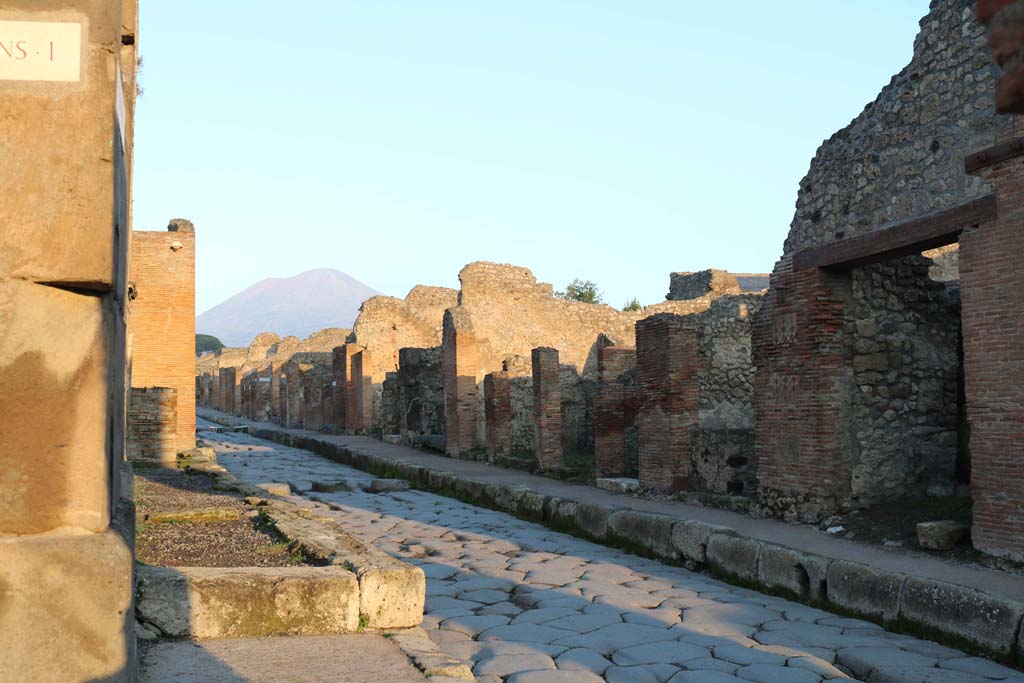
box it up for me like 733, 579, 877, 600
965, 137, 1024, 174
792, 194, 997, 272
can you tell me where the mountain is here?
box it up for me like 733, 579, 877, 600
196, 269, 379, 346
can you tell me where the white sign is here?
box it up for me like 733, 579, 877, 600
0, 20, 81, 82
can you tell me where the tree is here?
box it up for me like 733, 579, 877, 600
196, 333, 224, 355
556, 278, 603, 304
623, 297, 642, 312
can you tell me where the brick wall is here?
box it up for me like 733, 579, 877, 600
126, 387, 177, 464
962, 153, 1024, 563
595, 346, 638, 478
332, 346, 347, 429
129, 221, 195, 452
352, 350, 373, 432
484, 371, 512, 461
532, 347, 563, 471
340, 344, 364, 432
752, 265, 852, 521
443, 309, 479, 456
636, 314, 702, 492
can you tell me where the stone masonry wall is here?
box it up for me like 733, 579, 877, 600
398, 346, 445, 444
126, 387, 178, 464
129, 220, 196, 453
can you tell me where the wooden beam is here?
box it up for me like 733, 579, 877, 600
965, 137, 1024, 174
792, 194, 997, 272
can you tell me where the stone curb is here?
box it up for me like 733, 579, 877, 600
201, 414, 1024, 665
205, 465, 426, 631
385, 627, 476, 681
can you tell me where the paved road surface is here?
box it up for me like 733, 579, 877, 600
200, 420, 1024, 683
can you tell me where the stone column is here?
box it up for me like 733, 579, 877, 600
443, 309, 479, 456
332, 345, 347, 429
532, 347, 563, 471
752, 264, 851, 520
484, 371, 512, 462
340, 343, 365, 432
595, 346, 638, 478
220, 367, 237, 414
352, 350, 374, 432
636, 314, 701, 492
962, 148, 1024, 563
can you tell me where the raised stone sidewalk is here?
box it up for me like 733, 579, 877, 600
198, 409, 1024, 666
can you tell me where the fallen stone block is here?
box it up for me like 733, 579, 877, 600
706, 533, 763, 583
365, 478, 411, 494
135, 565, 360, 638
670, 520, 736, 565
756, 544, 830, 602
596, 477, 640, 494
256, 482, 291, 496
607, 509, 677, 559
898, 577, 1024, 656
916, 520, 969, 551
826, 560, 905, 622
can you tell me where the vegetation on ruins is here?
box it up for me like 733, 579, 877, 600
555, 278, 603, 304
196, 333, 225, 355
622, 297, 642, 312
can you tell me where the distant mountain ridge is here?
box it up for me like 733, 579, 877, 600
196, 268, 379, 346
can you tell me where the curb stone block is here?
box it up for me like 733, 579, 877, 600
135, 565, 360, 638
757, 544, 831, 602
607, 510, 677, 559
826, 560, 905, 623
545, 497, 577, 529
516, 489, 546, 520
706, 533, 762, 583
574, 501, 614, 540
898, 576, 1024, 655
670, 520, 736, 565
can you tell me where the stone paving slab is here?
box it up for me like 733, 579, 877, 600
140, 634, 428, 682
198, 410, 1024, 662
194, 416, 1024, 682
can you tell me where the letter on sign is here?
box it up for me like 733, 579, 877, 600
0, 21, 81, 82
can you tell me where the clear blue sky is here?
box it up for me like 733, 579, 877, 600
134, 1, 928, 315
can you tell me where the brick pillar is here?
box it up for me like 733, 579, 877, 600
752, 265, 851, 520
962, 151, 1024, 563
351, 350, 373, 432
443, 309, 479, 456
126, 387, 178, 464
484, 371, 512, 462
636, 314, 701, 492
532, 347, 562, 471
332, 345, 347, 429
219, 367, 236, 414
340, 344, 364, 432
595, 346, 638, 478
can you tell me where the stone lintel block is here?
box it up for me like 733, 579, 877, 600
0, 530, 133, 683
574, 501, 614, 540
756, 544, 831, 603
825, 560, 905, 623
135, 565, 361, 638
0, 279, 114, 533
898, 577, 1024, 656
706, 533, 763, 583
0, 1, 127, 287
607, 509, 677, 559
670, 520, 736, 565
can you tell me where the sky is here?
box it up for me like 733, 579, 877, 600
134, 1, 929, 315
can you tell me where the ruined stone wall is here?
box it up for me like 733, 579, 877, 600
755, 0, 1016, 519
381, 372, 401, 435
129, 220, 196, 453
350, 286, 458, 380
398, 346, 444, 444
692, 295, 763, 495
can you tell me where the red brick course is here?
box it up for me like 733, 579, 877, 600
129, 222, 195, 452
484, 371, 512, 462
962, 153, 1024, 562
532, 347, 563, 471
443, 310, 479, 456
595, 346, 638, 478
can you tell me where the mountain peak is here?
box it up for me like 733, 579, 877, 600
197, 269, 379, 346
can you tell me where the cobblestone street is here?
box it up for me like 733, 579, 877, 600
200, 420, 1024, 683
